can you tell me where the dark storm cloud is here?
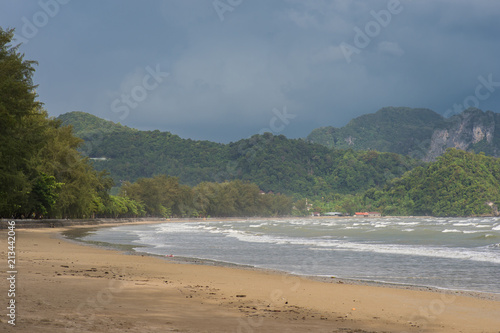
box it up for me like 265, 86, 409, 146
1, 0, 499, 142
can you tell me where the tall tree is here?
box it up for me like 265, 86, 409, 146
0, 28, 44, 216
0, 28, 116, 218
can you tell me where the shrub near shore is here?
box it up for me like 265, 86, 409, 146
119, 177, 293, 218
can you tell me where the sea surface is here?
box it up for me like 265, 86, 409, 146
76, 217, 500, 294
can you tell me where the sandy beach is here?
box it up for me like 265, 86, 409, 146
1, 222, 499, 332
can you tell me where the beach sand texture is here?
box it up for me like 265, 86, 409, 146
1, 224, 499, 333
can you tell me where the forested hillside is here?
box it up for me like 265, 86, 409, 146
59, 111, 228, 186
227, 134, 419, 196
59, 112, 422, 197
307, 107, 500, 161
362, 149, 500, 216
307, 107, 442, 157
57, 111, 136, 137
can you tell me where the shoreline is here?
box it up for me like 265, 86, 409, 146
3, 221, 500, 332
62, 223, 500, 301
3, 214, 499, 230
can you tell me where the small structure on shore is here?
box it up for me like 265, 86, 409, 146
323, 212, 343, 216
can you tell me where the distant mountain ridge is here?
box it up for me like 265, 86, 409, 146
57, 111, 420, 197
57, 111, 137, 136
307, 107, 500, 161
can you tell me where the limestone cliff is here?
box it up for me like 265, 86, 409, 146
425, 109, 500, 161
307, 107, 500, 161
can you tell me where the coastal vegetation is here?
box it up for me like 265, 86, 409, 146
2, 27, 500, 218
119, 176, 292, 218
0, 28, 118, 219
305, 149, 500, 217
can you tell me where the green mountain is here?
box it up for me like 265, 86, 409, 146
226, 134, 420, 196
59, 111, 228, 186
57, 111, 421, 197
365, 148, 500, 216
307, 107, 500, 161
58, 111, 135, 136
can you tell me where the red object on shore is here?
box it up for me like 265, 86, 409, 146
355, 212, 381, 217
355, 212, 369, 216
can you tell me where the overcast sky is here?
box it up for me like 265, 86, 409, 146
2, 0, 500, 142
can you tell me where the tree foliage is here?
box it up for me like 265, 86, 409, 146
364, 149, 500, 216
119, 177, 293, 217
0, 28, 42, 216
0, 28, 113, 218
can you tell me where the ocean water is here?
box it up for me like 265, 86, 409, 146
78, 217, 500, 294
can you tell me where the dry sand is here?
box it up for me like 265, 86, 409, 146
1, 222, 499, 332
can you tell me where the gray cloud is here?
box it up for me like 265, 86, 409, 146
2, 0, 499, 142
